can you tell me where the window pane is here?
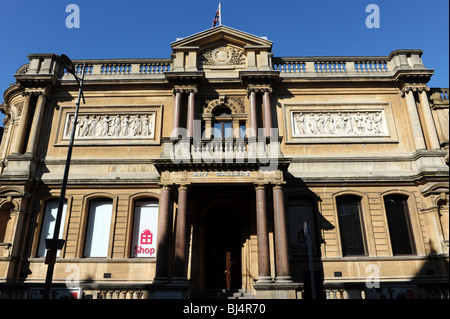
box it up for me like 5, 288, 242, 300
213, 122, 222, 138
288, 199, 316, 256
84, 199, 113, 257
239, 124, 246, 138
337, 196, 366, 256
224, 122, 233, 138
37, 199, 67, 257
131, 200, 159, 258
384, 196, 414, 255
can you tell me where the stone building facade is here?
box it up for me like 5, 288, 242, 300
0, 26, 448, 299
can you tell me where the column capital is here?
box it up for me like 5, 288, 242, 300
247, 86, 273, 94
255, 183, 267, 190
401, 85, 429, 96
177, 184, 190, 191
159, 183, 174, 191
173, 87, 198, 95
272, 182, 286, 190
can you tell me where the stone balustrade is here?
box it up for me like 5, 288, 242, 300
14, 56, 172, 81
14, 50, 427, 81
159, 137, 283, 166
273, 49, 424, 77
430, 87, 449, 105
66, 59, 172, 78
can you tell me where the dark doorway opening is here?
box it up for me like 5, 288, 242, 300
205, 206, 242, 290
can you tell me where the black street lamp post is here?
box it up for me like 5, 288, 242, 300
43, 55, 85, 299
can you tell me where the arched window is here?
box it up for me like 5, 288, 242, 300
130, 199, 159, 258
288, 198, 317, 256
384, 195, 415, 255
37, 199, 67, 257
84, 198, 113, 257
336, 195, 366, 256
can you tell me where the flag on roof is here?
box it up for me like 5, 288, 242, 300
212, 2, 221, 27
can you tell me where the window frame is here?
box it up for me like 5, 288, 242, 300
383, 194, 416, 256
335, 195, 368, 257
36, 198, 68, 258
80, 195, 116, 258
129, 199, 159, 258
287, 197, 319, 258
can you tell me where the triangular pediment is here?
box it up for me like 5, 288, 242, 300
169, 26, 274, 75
171, 25, 273, 50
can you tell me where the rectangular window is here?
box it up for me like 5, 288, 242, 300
384, 195, 414, 255
288, 199, 317, 256
37, 199, 67, 257
213, 121, 233, 138
337, 196, 366, 256
131, 200, 159, 258
84, 199, 113, 257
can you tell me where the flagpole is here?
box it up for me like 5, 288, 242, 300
219, 1, 222, 26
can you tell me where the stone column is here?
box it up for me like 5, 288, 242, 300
173, 184, 188, 281
404, 90, 426, 150
418, 90, 441, 150
172, 90, 182, 138
248, 90, 258, 138
255, 184, 272, 283
263, 90, 273, 137
11, 94, 32, 154
272, 184, 292, 282
26, 93, 47, 154
154, 185, 173, 282
186, 91, 195, 138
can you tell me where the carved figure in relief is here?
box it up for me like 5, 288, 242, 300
79, 115, 90, 137
335, 112, 344, 132
308, 113, 317, 134
354, 112, 364, 133
131, 114, 142, 136
316, 113, 325, 134
373, 112, 383, 134
293, 112, 306, 135
111, 115, 121, 136
343, 113, 353, 134
120, 115, 131, 136
142, 115, 151, 136
88, 115, 98, 136
364, 112, 373, 133
324, 113, 335, 134
97, 115, 111, 136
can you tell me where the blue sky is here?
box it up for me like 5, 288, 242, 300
0, 0, 448, 124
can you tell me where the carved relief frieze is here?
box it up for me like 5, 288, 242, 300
63, 112, 156, 140
55, 104, 163, 146
283, 103, 398, 144
291, 110, 387, 137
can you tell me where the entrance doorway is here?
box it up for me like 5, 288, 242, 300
205, 206, 242, 290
